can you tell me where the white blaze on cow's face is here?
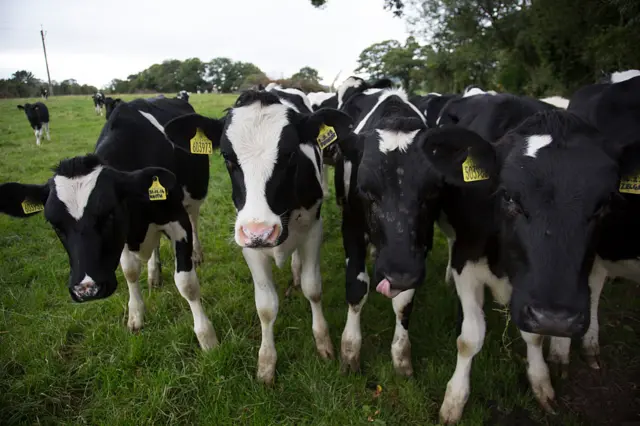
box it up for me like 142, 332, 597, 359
53, 166, 104, 220
224, 101, 291, 248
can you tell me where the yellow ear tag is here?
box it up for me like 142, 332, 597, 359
462, 154, 490, 182
190, 128, 213, 155
316, 124, 337, 150
148, 176, 167, 201
21, 199, 44, 214
619, 171, 640, 194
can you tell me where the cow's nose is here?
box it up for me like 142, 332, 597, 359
239, 222, 280, 247
72, 276, 99, 301
521, 305, 586, 337
386, 273, 419, 291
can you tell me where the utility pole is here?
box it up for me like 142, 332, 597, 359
40, 25, 53, 96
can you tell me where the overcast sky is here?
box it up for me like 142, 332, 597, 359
0, 0, 409, 89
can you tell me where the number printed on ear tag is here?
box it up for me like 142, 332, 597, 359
462, 154, 489, 182
21, 199, 44, 214
620, 171, 640, 194
190, 128, 213, 154
148, 176, 167, 201
316, 124, 337, 150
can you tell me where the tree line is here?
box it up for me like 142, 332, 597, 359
0, 71, 98, 99
323, 0, 640, 97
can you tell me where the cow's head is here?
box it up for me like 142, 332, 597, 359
165, 90, 353, 248
0, 155, 177, 302
338, 94, 439, 297
17, 103, 42, 128
104, 97, 122, 119
425, 110, 638, 337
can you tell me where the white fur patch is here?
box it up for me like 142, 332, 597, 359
299, 144, 322, 186
337, 77, 364, 108
354, 89, 426, 134
343, 160, 352, 200
540, 96, 569, 109
377, 129, 420, 154
463, 87, 487, 97
307, 92, 334, 107
54, 166, 104, 220
610, 69, 640, 84
138, 110, 165, 134
226, 102, 290, 243
356, 271, 370, 284
525, 134, 553, 158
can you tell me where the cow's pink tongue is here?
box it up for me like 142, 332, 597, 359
376, 279, 402, 298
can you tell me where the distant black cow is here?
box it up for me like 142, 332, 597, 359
92, 92, 105, 116
17, 102, 50, 146
176, 90, 190, 102
0, 97, 216, 351
40, 87, 49, 99
164, 89, 350, 384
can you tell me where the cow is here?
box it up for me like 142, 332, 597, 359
545, 72, 640, 373
40, 87, 49, 99
176, 90, 190, 102
163, 89, 353, 384
336, 76, 394, 109
410, 93, 461, 128
0, 97, 217, 350
331, 82, 434, 377
344, 107, 637, 423
17, 102, 50, 146
92, 92, 106, 116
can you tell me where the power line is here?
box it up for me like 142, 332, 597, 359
40, 25, 53, 96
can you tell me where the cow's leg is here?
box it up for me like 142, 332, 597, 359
34, 128, 41, 146
184, 199, 204, 267
244, 247, 278, 384
582, 258, 607, 369
286, 249, 302, 297
391, 289, 415, 376
147, 244, 162, 288
548, 258, 608, 372
445, 237, 454, 284
298, 218, 334, 359
121, 245, 145, 332
43, 122, 50, 141
521, 330, 555, 413
440, 262, 485, 424
340, 210, 369, 374
167, 216, 217, 351
322, 164, 330, 198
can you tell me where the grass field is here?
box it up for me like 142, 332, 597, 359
0, 94, 638, 426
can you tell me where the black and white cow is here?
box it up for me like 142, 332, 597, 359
331, 80, 434, 376
176, 90, 190, 102
17, 102, 50, 146
0, 97, 216, 350
164, 90, 353, 384
92, 92, 106, 116
336, 76, 394, 110
410, 93, 461, 128
544, 71, 640, 372
344, 106, 637, 423
40, 87, 49, 99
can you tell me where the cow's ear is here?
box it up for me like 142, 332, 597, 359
0, 182, 49, 218
423, 126, 499, 186
115, 167, 178, 202
164, 113, 224, 154
17, 105, 24, 110
299, 107, 353, 151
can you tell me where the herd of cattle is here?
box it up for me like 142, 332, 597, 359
5, 69, 640, 423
